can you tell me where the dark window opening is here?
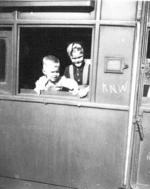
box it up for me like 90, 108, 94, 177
0, 6, 94, 13
0, 27, 12, 94
143, 31, 150, 97
19, 27, 92, 92
0, 39, 6, 82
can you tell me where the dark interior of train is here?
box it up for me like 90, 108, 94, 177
0, 27, 12, 84
19, 27, 92, 90
0, 38, 5, 82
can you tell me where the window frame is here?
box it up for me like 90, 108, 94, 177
16, 24, 94, 101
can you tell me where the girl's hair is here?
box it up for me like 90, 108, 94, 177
67, 42, 84, 57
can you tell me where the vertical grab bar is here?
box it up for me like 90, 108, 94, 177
123, 18, 141, 186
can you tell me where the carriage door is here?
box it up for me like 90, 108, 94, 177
131, 2, 150, 189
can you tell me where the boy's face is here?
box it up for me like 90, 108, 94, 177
43, 62, 60, 82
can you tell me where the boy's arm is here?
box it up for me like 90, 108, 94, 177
60, 76, 78, 95
34, 76, 47, 95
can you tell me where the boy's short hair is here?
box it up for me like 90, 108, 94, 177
43, 55, 60, 68
67, 42, 84, 58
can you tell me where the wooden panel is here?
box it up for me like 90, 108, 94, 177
0, 100, 128, 189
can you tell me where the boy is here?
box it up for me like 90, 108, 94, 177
64, 42, 90, 98
34, 55, 78, 95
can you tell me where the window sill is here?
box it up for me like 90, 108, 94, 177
20, 88, 89, 98
0, 89, 129, 111
17, 88, 89, 105
0, 92, 129, 111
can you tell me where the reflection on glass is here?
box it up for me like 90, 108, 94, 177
0, 39, 6, 82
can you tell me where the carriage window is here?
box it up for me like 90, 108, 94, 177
19, 27, 92, 96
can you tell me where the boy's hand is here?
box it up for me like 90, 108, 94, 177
34, 76, 48, 94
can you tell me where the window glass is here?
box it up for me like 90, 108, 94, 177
19, 27, 92, 93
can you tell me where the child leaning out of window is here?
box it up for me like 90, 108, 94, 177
34, 55, 78, 95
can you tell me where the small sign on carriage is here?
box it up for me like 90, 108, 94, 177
104, 57, 128, 74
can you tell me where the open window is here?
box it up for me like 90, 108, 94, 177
19, 26, 92, 96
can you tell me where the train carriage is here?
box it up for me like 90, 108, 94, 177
0, 1, 149, 189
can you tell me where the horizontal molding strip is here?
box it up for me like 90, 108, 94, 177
0, 20, 136, 26
0, 95, 129, 111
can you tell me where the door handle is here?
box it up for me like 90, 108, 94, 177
133, 116, 144, 141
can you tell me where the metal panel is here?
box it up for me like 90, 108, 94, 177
134, 112, 150, 186
130, 2, 150, 189
0, 100, 128, 189
101, 0, 137, 21
96, 26, 135, 105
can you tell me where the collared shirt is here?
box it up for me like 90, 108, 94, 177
34, 75, 78, 94
73, 62, 85, 85
64, 62, 90, 85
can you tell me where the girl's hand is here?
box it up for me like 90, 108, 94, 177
78, 86, 89, 98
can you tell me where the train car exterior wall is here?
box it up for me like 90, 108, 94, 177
0, 1, 140, 189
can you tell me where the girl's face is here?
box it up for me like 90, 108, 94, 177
43, 62, 60, 82
69, 44, 84, 67
70, 51, 84, 67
